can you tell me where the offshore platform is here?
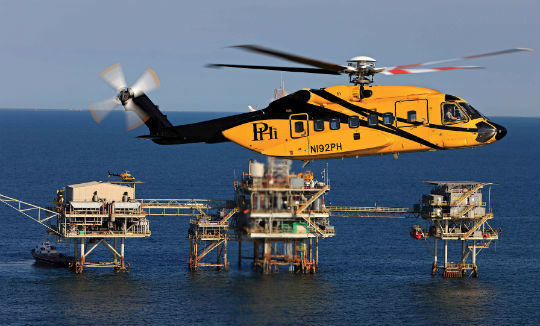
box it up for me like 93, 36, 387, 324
0, 159, 500, 277
411, 181, 499, 278
188, 158, 334, 273
1, 181, 151, 273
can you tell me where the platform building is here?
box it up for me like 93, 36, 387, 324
411, 181, 499, 278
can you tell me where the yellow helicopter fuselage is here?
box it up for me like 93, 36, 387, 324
221, 85, 506, 160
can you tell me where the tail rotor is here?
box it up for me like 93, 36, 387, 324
90, 64, 160, 130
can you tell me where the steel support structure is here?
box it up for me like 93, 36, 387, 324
415, 182, 499, 278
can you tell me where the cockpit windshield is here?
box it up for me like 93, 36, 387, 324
458, 102, 484, 120
443, 103, 467, 124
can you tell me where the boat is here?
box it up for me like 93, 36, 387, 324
31, 241, 74, 267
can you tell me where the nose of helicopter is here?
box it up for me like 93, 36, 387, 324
491, 122, 507, 140
475, 121, 507, 142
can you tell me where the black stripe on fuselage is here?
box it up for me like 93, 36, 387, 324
309, 89, 443, 150
309, 89, 480, 134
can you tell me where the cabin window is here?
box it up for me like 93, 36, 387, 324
407, 111, 417, 123
330, 118, 340, 130
294, 121, 304, 133
442, 103, 467, 124
383, 113, 394, 125
314, 119, 324, 131
348, 116, 360, 128
368, 114, 378, 126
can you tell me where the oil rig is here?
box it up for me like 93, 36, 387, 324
1, 181, 150, 273
410, 181, 499, 278
188, 158, 334, 273
0, 160, 500, 277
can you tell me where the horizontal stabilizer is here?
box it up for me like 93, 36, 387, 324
136, 135, 169, 140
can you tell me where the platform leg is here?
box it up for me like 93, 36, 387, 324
79, 240, 85, 273
223, 239, 228, 271
316, 237, 319, 269
472, 240, 478, 277
120, 237, 125, 271
263, 239, 271, 274
114, 238, 118, 265
194, 240, 198, 270
432, 239, 438, 276
253, 240, 259, 270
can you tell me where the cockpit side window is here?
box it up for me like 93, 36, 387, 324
442, 103, 468, 124
458, 102, 483, 120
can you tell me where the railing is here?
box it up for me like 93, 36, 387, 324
327, 205, 415, 218
138, 198, 217, 216
453, 184, 484, 206
327, 206, 411, 213
463, 213, 494, 238
421, 201, 486, 207
0, 193, 61, 235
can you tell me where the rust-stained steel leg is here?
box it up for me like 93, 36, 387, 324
315, 237, 319, 269
432, 238, 438, 277
193, 240, 198, 271
224, 238, 229, 271
79, 240, 85, 274
120, 237, 125, 271
309, 238, 312, 264
263, 239, 272, 274
189, 237, 193, 269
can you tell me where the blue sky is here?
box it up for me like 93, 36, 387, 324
0, 0, 538, 116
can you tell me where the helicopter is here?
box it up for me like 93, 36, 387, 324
108, 171, 135, 182
89, 45, 534, 161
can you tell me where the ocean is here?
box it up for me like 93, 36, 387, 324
0, 110, 538, 325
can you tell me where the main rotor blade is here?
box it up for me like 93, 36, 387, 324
99, 63, 127, 91
207, 63, 341, 75
231, 44, 350, 73
131, 68, 160, 97
89, 97, 120, 123
380, 66, 483, 75
391, 48, 535, 70
124, 100, 149, 130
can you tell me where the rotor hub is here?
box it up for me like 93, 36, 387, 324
347, 56, 376, 64
118, 88, 134, 104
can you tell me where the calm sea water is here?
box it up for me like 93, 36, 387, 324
0, 110, 538, 325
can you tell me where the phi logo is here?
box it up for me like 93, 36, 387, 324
252, 122, 278, 141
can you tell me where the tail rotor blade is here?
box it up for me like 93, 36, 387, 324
99, 63, 127, 91
131, 68, 160, 97
124, 100, 149, 130
89, 97, 120, 123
